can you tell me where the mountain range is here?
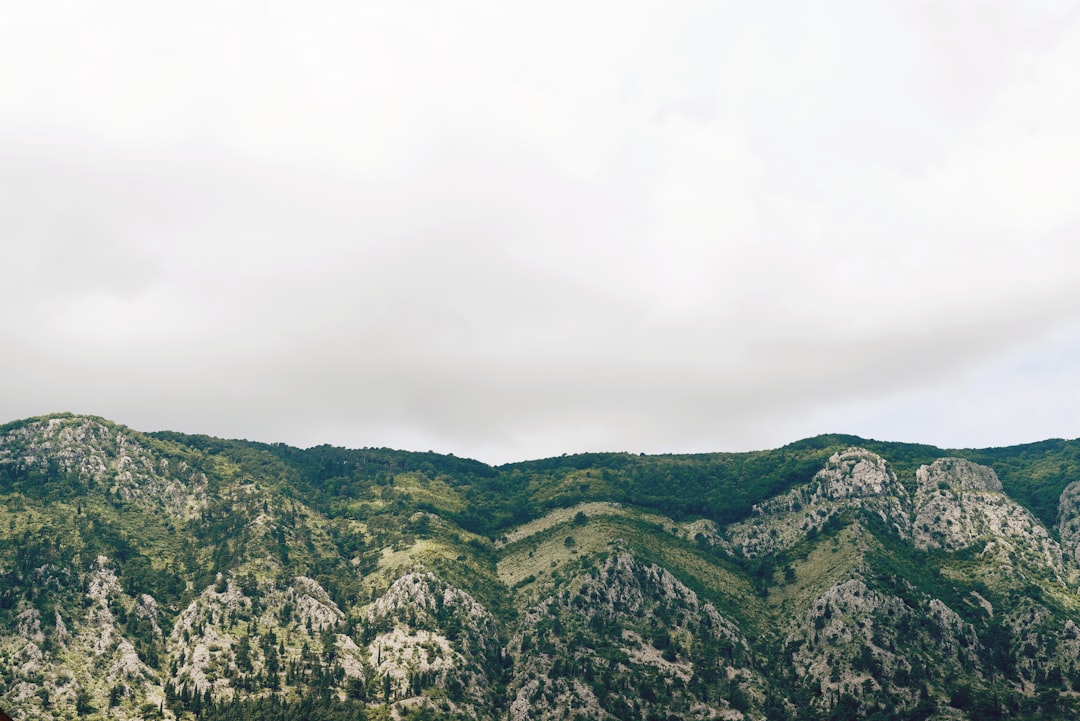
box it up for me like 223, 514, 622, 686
3, 413, 1080, 720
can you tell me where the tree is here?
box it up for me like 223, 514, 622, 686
75, 690, 95, 715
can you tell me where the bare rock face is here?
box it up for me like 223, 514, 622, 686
1004, 600, 1080, 690
913, 459, 1065, 582
0, 555, 170, 721
167, 574, 352, 704
508, 552, 763, 721
810, 450, 903, 501
363, 572, 501, 714
918, 458, 1003, 495
168, 578, 256, 699
1057, 480, 1080, 564
726, 449, 910, 558
783, 577, 982, 718
0, 415, 207, 518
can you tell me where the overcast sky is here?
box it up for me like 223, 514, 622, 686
2, 1, 1079, 464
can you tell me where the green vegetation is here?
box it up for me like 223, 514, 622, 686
4, 414, 1080, 720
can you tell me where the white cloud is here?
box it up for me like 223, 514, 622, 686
2, 1, 1079, 463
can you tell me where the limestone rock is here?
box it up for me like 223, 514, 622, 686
1057, 480, 1080, 564
726, 449, 910, 558
913, 458, 1065, 583
508, 553, 762, 721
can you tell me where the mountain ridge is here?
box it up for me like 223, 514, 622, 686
4, 413, 1080, 720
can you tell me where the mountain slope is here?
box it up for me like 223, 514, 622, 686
3, 414, 1080, 720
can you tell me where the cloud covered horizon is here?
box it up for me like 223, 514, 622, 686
3, 1, 1080, 464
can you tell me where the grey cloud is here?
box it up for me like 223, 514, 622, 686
3, 3, 1080, 462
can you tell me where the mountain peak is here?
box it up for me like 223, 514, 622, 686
810, 447, 904, 502
916, 457, 1004, 494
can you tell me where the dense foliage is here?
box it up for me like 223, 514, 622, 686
148, 429, 1080, 534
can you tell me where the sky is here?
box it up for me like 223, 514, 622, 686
2, 1, 1080, 465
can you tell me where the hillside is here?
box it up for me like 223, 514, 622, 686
3, 414, 1080, 720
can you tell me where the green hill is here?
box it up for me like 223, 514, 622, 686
3, 413, 1080, 720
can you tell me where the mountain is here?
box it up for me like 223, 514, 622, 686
3, 413, 1080, 720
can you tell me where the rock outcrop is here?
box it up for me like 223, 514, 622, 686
0, 415, 207, 517
913, 458, 1065, 584
784, 576, 981, 716
1057, 480, 1080, 565
726, 448, 910, 558
508, 553, 764, 721
364, 571, 501, 714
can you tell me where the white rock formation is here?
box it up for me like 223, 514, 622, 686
913, 458, 1065, 583
726, 449, 910, 558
